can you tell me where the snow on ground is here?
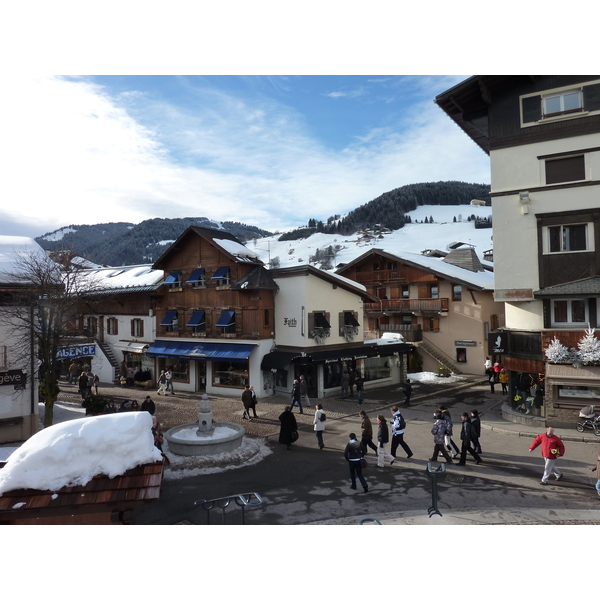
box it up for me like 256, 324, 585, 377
250, 204, 493, 272
407, 371, 467, 385
0, 412, 162, 494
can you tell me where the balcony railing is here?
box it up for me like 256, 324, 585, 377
355, 269, 403, 285
380, 323, 423, 343
364, 298, 449, 313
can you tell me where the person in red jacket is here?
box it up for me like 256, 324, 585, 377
529, 427, 565, 485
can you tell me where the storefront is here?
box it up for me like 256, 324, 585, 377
113, 341, 152, 382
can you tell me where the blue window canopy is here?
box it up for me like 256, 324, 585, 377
163, 270, 181, 285
145, 340, 256, 363
187, 310, 206, 327
160, 310, 178, 326
211, 267, 230, 280
186, 268, 205, 284
215, 310, 235, 327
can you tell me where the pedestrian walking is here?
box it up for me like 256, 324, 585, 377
250, 385, 258, 416
376, 415, 395, 468
289, 379, 304, 414
359, 410, 378, 454
141, 395, 156, 415
68, 360, 80, 384
278, 406, 298, 450
589, 451, 600, 499
470, 409, 482, 454
348, 368, 356, 398
389, 406, 413, 459
86, 370, 95, 396
241, 384, 255, 420
403, 379, 412, 407
344, 433, 368, 492
429, 412, 454, 463
529, 427, 565, 485
341, 370, 350, 399
355, 374, 364, 405
78, 371, 89, 400
456, 412, 482, 465
488, 371, 496, 393
484, 356, 492, 373
313, 403, 326, 449
93, 373, 100, 395
165, 367, 174, 395
499, 368, 509, 395
438, 405, 460, 458
157, 370, 167, 395
299, 375, 311, 407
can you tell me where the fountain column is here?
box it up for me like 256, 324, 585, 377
196, 393, 214, 436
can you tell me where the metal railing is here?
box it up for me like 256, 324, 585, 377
193, 492, 264, 525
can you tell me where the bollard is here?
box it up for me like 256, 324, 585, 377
426, 462, 445, 518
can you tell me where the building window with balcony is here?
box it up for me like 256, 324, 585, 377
452, 285, 462, 301
164, 270, 182, 289
339, 311, 360, 342
186, 268, 206, 288
401, 285, 409, 299
106, 317, 118, 335
211, 267, 231, 286
546, 223, 589, 253
215, 310, 235, 334
160, 310, 179, 333
551, 299, 587, 326
131, 318, 144, 337
84, 316, 98, 336
308, 311, 331, 344
430, 284, 439, 299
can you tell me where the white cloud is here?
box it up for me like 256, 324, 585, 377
0, 76, 490, 238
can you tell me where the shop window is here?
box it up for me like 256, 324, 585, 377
131, 318, 144, 337
545, 155, 585, 185
212, 361, 248, 388
452, 285, 462, 301
456, 348, 467, 363
160, 310, 179, 333
186, 268, 206, 288
106, 317, 118, 335
547, 224, 588, 253
164, 270, 182, 288
551, 299, 587, 326
157, 358, 189, 383
361, 356, 392, 383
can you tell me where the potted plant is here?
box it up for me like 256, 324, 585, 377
82, 395, 109, 416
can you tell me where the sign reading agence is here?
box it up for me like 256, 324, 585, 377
56, 344, 96, 359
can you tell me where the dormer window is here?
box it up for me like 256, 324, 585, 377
211, 267, 231, 285
187, 268, 206, 288
164, 270, 182, 288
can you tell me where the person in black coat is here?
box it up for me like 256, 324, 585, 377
289, 379, 304, 414
141, 395, 156, 415
376, 415, 395, 468
470, 409, 482, 454
456, 412, 482, 465
278, 406, 298, 450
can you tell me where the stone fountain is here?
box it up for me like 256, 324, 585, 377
164, 393, 246, 457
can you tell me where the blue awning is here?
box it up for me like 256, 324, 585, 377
186, 268, 205, 284
215, 310, 235, 327
187, 310, 206, 327
160, 310, 178, 326
163, 270, 181, 284
145, 340, 256, 363
211, 267, 230, 280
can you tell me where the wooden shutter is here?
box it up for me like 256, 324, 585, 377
522, 95, 542, 123
583, 83, 600, 112
545, 155, 585, 184
432, 317, 440, 332
589, 298, 598, 328
307, 312, 315, 338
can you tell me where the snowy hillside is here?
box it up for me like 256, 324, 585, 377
249, 204, 493, 272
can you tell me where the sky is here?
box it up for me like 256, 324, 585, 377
1, 73, 492, 239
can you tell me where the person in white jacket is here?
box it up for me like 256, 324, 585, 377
313, 403, 326, 449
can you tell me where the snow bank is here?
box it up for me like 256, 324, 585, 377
0, 412, 163, 495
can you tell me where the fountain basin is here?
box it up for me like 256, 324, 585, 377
164, 422, 246, 457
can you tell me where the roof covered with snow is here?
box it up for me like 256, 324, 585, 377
0, 236, 47, 284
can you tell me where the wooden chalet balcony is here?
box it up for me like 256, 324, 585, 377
380, 323, 423, 343
355, 270, 403, 285
364, 298, 449, 313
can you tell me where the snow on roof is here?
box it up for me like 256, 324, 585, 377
78, 264, 164, 291
0, 236, 47, 283
0, 412, 163, 494
213, 238, 259, 262
326, 270, 367, 293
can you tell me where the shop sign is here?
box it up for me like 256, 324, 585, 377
283, 318, 297, 327
0, 370, 26, 387
56, 344, 96, 359
455, 340, 477, 347
488, 332, 508, 355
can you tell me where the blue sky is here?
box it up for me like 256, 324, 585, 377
1, 74, 491, 239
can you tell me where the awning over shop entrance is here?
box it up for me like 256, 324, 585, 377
113, 341, 150, 354
261, 342, 413, 368
545, 363, 600, 385
145, 340, 257, 363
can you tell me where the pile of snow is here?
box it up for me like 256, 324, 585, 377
0, 412, 163, 494
408, 371, 466, 385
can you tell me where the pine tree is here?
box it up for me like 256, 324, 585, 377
545, 337, 571, 363
576, 326, 600, 364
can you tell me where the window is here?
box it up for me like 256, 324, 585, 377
545, 155, 585, 184
543, 90, 582, 117
430, 284, 439, 299
85, 317, 98, 336
187, 310, 206, 334
107, 317, 118, 335
187, 268, 206, 288
456, 348, 467, 363
401, 285, 409, 299
160, 310, 179, 333
164, 270, 182, 288
548, 224, 588, 253
552, 299, 587, 326
308, 311, 331, 343
387, 261, 398, 270
131, 318, 144, 337
212, 360, 248, 388
211, 267, 231, 285
215, 310, 235, 334
452, 285, 462, 301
